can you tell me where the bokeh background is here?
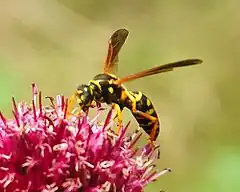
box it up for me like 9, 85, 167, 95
0, 0, 239, 191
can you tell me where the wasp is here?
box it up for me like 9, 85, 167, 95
74, 28, 202, 143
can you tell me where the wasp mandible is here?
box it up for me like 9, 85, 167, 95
74, 28, 202, 143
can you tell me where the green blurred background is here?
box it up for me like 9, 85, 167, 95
0, 0, 239, 191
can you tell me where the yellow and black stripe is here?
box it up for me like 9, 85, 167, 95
123, 91, 160, 141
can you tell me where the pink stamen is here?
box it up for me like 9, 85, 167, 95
103, 109, 113, 129
12, 110, 20, 127
32, 83, 38, 106
114, 121, 130, 148
145, 168, 171, 184
32, 99, 37, 122
130, 148, 139, 158
61, 96, 65, 111
63, 99, 68, 120
43, 115, 55, 129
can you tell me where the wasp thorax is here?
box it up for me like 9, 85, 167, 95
76, 84, 94, 110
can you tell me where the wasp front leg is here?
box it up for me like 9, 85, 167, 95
66, 93, 77, 117
124, 91, 137, 112
112, 103, 123, 135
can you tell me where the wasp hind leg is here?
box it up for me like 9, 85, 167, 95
132, 110, 159, 147
121, 91, 159, 145
112, 103, 123, 135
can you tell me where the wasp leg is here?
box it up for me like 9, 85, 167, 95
121, 91, 159, 145
133, 110, 159, 147
67, 94, 76, 117
89, 100, 97, 108
112, 103, 123, 135
124, 91, 137, 111
45, 96, 55, 108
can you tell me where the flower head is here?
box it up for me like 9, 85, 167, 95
0, 84, 170, 191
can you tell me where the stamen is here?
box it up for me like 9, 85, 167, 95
114, 121, 130, 148
12, 97, 18, 117
63, 99, 68, 120
32, 100, 37, 122
130, 148, 139, 158
129, 132, 143, 149
0, 111, 7, 127
43, 115, 55, 129
61, 96, 65, 111
39, 91, 42, 117
144, 168, 172, 185
32, 83, 38, 107
151, 168, 172, 182
12, 110, 20, 127
103, 109, 113, 129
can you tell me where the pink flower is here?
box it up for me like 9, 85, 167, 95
0, 84, 170, 192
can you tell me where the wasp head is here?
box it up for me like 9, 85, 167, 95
76, 84, 94, 112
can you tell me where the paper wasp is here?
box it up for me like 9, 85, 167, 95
74, 28, 202, 143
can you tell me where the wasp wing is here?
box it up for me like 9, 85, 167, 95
104, 28, 129, 74
114, 59, 202, 85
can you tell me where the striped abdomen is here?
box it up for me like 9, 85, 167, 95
126, 91, 160, 141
